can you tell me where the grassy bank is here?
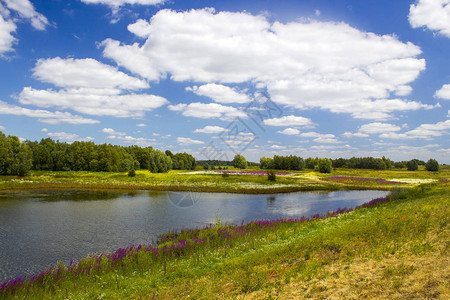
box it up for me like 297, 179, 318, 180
1, 182, 448, 299
0, 166, 448, 194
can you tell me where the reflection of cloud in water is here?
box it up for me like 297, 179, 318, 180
267, 206, 309, 216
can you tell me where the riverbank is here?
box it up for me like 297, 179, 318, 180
1, 182, 448, 299
0, 167, 448, 194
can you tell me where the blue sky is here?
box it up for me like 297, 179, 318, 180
0, 0, 449, 163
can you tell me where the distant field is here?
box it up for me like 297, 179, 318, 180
0, 166, 448, 194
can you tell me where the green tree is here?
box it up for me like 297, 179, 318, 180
406, 160, 418, 171
425, 159, 439, 172
7, 136, 32, 176
0, 132, 12, 175
317, 158, 332, 173
232, 154, 248, 169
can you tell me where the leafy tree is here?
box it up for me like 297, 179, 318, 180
317, 158, 332, 173
0, 132, 11, 175
425, 159, 439, 172
406, 159, 418, 171
7, 135, 32, 176
232, 154, 248, 169
260, 157, 273, 169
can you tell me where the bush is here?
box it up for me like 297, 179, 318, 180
267, 171, 276, 181
318, 158, 332, 173
128, 169, 136, 177
232, 154, 248, 169
222, 172, 230, 178
425, 159, 439, 172
406, 160, 418, 171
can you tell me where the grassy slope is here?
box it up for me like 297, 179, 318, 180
2, 183, 448, 299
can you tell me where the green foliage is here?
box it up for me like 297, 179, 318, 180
331, 157, 389, 170
267, 171, 276, 181
318, 158, 332, 173
261, 155, 304, 171
406, 159, 418, 171
222, 172, 230, 178
128, 169, 136, 177
0, 133, 33, 176
171, 152, 196, 170
425, 159, 439, 172
232, 154, 248, 169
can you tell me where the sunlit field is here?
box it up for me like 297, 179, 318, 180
0, 166, 448, 194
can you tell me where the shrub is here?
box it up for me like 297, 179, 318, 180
222, 172, 230, 178
425, 159, 439, 172
267, 171, 276, 181
128, 169, 136, 177
318, 158, 332, 173
232, 154, 248, 169
406, 160, 418, 171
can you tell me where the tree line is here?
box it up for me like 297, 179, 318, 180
260, 155, 439, 173
0, 131, 196, 176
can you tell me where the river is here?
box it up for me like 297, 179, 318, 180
0, 189, 389, 281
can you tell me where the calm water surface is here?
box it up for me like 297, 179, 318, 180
0, 189, 389, 281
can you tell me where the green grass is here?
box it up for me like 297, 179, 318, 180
1, 182, 448, 299
0, 167, 448, 194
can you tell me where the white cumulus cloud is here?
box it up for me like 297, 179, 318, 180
101, 8, 429, 119
0, 14, 15, 55
194, 126, 230, 134
47, 132, 94, 143
176, 137, 205, 146
32, 57, 149, 90
186, 83, 250, 104
380, 120, 450, 139
169, 102, 246, 120
0, 100, 99, 124
2, 0, 49, 30
435, 84, 450, 99
263, 115, 314, 127
409, 0, 450, 38
277, 128, 300, 135
18, 87, 168, 118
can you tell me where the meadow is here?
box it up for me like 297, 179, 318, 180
0, 165, 448, 194
0, 182, 448, 299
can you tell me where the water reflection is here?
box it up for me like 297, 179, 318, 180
0, 189, 389, 281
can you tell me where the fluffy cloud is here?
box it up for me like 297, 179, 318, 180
263, 115, 313, 127
435, 84, 450, 99
32, 57, 149, 90
176, 137, 204, 145
186, 83, 250, 104
47, 132, 94, 143
277, 128, 300, 135
0, 100, 99, 124
128, 19, 152, 38
101, 8, 428, 119
18, 87, 168, 118
409, 0, 450, 38
358, 122, 402, 134
380, 120, 450, 139
342, 132, 369, 138
194, 126, 229, 134
0, 125, 5, 130
81, 0, 165, 8
102, 127, 156, 146
169, 102, 246, 120
0, 0, 48, 55
2, 0, 49, 30
0, 14, 15, 55
19, 57, 167, 118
